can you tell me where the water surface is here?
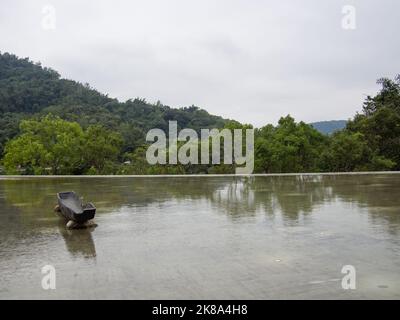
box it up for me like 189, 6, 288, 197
0, 174, 399, 299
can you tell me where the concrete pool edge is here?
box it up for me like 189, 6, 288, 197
1, 171, 400, 179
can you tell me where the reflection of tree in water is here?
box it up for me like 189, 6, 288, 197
211, 177, 258, 219
324, 174, 400, 235
1, 178, 126, 216
103, 176, 332, 223
1, 179, 55, 211
206, 175, 399, 232
264, 175, 331, 221
0, 187, 22, 237
2, 175, 399, 233
0, 180, 61, 235
210, 175, 335, 224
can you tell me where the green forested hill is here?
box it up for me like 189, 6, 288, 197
1, 52, 399, 175
0, 52, 230, 154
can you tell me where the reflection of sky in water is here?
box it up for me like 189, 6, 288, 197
0, 174, 399, 299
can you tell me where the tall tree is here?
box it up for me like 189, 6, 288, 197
83, 125, 123, 174
3, 115, 84, 174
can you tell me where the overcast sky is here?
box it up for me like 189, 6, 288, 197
1, 0, 399, 126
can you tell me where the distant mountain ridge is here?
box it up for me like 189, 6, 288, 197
310, 120, 347, 134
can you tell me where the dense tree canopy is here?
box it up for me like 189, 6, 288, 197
3, 115, 84, 174
346, 76, 400, 170
254, 116, 327, 173
3, 116, 123, 175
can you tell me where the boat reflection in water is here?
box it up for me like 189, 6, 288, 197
57, 220, 97, 258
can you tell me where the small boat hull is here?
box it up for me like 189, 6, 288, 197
57, 192, 96, 223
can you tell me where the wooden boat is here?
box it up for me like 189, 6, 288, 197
56, 192, 96, 223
